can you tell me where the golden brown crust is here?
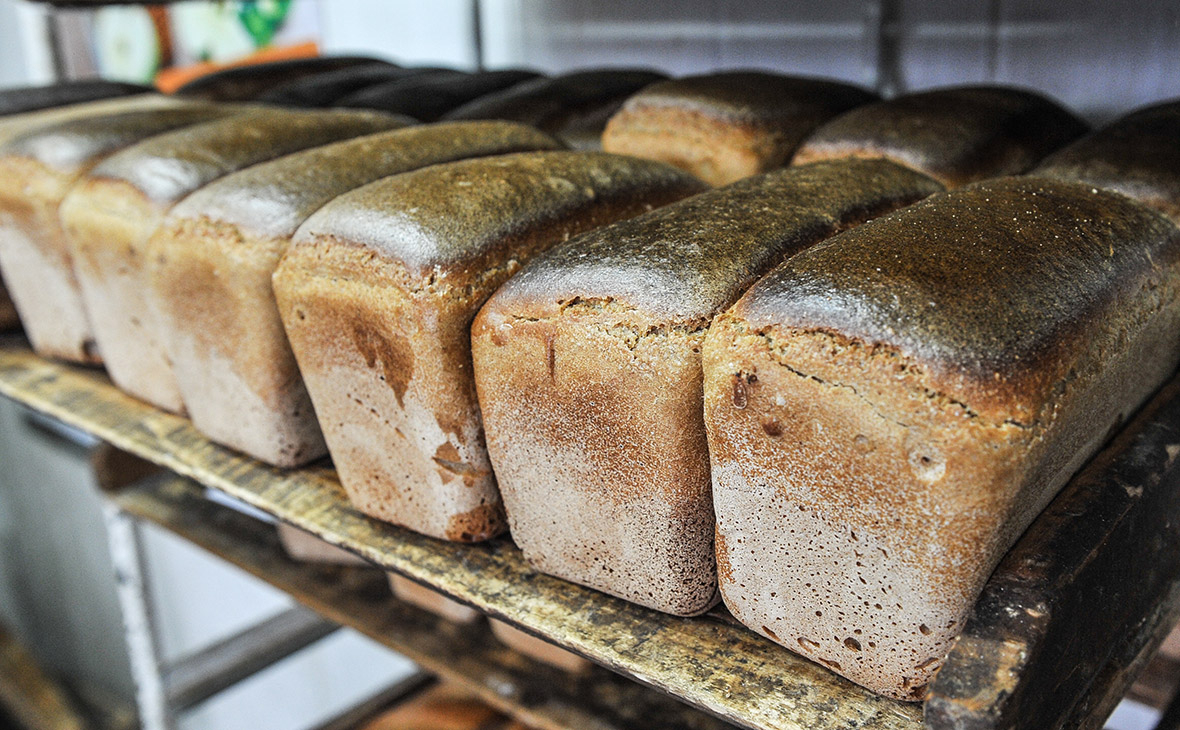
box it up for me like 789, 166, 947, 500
1033, 99, 1180, 224
704, 176, 1180, 698
274, 151, 704, 541
792, 85, 1089, 187
471, 160, 941, 616
0, 282, 19, 331
602, 71, 878, 185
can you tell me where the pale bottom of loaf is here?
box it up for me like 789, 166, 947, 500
276, 523, 368, 565
488, 619, 589, 673
170, 340, 326, 467
305, 362, 503, 542
387, 573, 480, 625
498, 427, 719, 616
77, 263, 185, 413
0, 229, 97, 362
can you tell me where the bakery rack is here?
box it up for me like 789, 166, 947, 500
3, 325, 1180, 730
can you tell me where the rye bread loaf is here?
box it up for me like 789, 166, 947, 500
146, 122, 561, 467
601, 71, 878, 186
0, 80, 150, 117
59, 108, 406, 412
792, 85, 1089, 187
471, 160, 941, 615
701, 177, 1180, 699
442, 69, 668, 150
0, 103, 237, 362
272, 151, 704, 541
257, 65, 450, 107
338, 70, 543, 122
173, 56, 392, 101
1033, 99, 1180, 224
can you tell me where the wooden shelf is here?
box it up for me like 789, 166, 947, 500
5, 337, 1180, 730
0, 339, 918, 730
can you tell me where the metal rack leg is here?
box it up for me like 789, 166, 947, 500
102, 502, 176, 730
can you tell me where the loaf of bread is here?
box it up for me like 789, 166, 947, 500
792, 85, 1089, 187
147, 122, 561, 467
173, 56, 392, 101
387, 573, 480, 624
442, 69, 667, 150
257, 65, 448, 107
273, 151, 705, 541
488, 620, 590, 673
0, 80, 150, 117
0, 103, 236, 362
702, 177, 1180, 699
59, 108, 405, 411
339, 70, 543, 121
471, 160, 941, 615
1033, 99, 1180, 224
601, 71, 878, 186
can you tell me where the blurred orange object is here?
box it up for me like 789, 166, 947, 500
154, 40, 319, 94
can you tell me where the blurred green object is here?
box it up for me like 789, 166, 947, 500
239, 0, 294, 47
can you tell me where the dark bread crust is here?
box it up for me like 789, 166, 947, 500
256, 65, 447, 107
170, 121, 561, 239
87, 107, 405, 204
174, 57, 392, 101
704, 176, 1180, 698
471, 160, 940, 615
338, 70, 544, 122
274, 151, 705, 541
0, 80, 149, 116
490, 159, 943, 321
442, 69, 667, 148
2, 104, 234, 172
1033, 99, 1180, 224
602, 71, 878, 185
735, 176, 1177, 419
792, 85, 1089, 187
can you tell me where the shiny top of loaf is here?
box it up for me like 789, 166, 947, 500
733, 176, 1180, 394
442, 69, 668, 130
0, 80, 150, 117
174, 56, 392, 101
0, 103, 235, 173
87, 107, 409, 205
614, 71, 879, 125
792, 85, 1090, 187
488, 159, 942, 321
338, 69, 544, 122
257, 65, 451, 107
1033, 98, 1180, 223
168, 121, 563, 239
0, 95, 186, 155
291, 150, 706, 276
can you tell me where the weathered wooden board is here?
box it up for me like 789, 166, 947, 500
926, 378, 1180, 730
0, 340, 921, 730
